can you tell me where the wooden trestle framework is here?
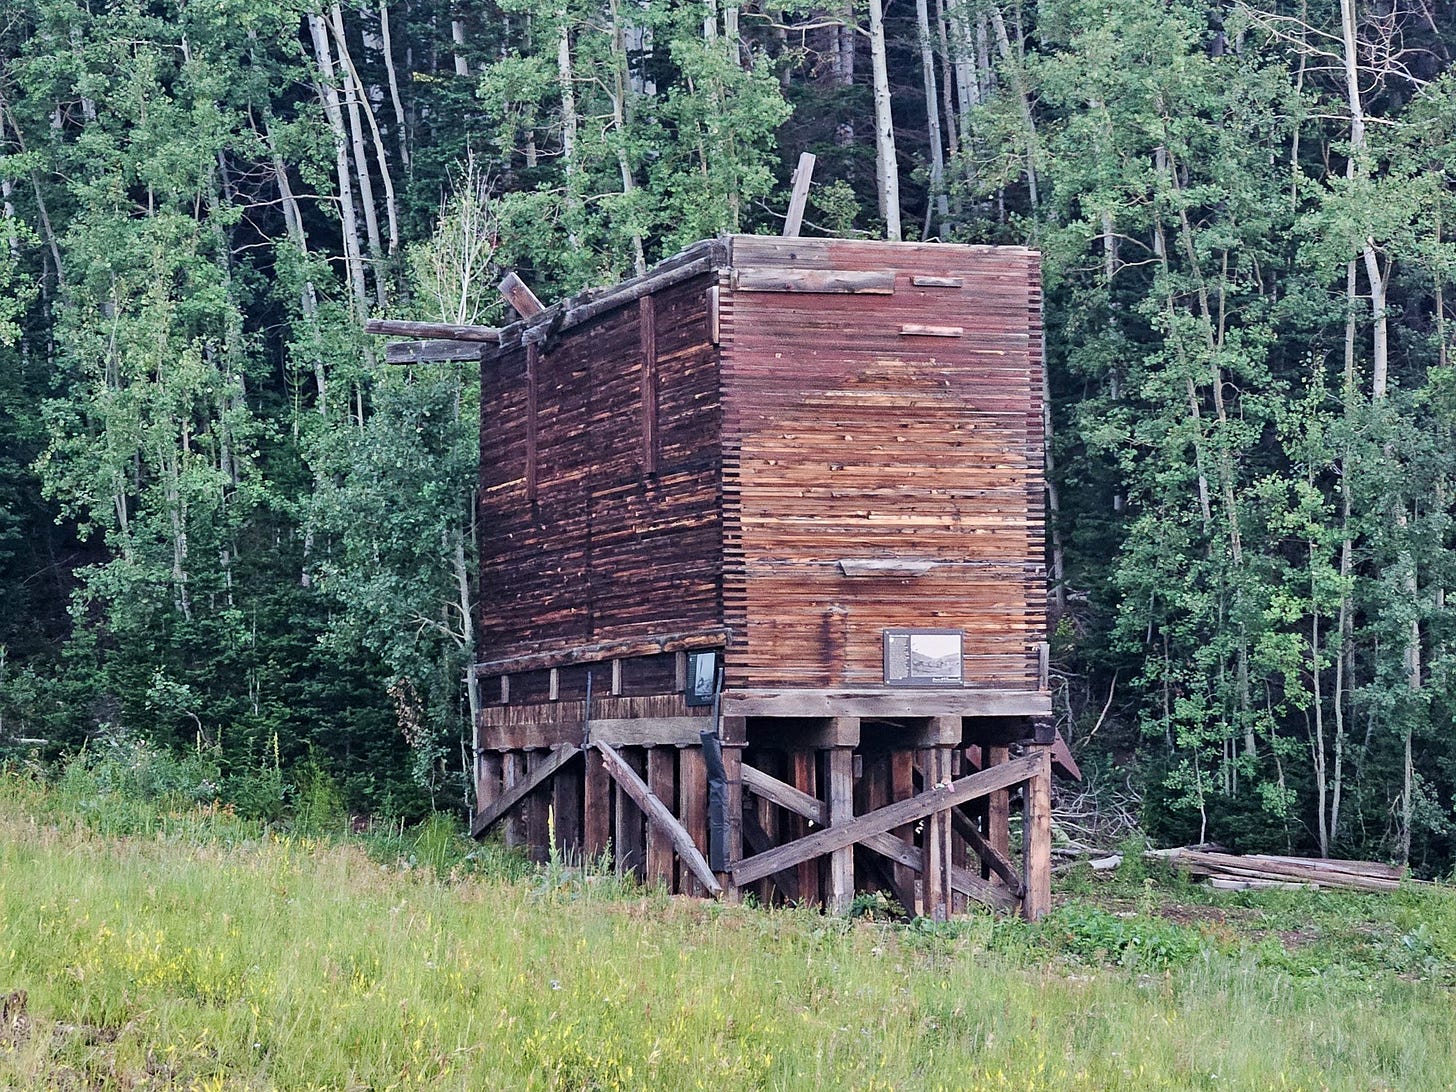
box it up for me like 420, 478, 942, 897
370, 234, 1061, 920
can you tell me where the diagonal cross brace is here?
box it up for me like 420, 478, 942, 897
733, 751, 1046, 888
594, 740, 722, 896
471, 744, 581, 838
740, 762, 1017, 910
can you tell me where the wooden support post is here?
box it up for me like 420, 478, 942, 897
791, 749, 819, 906
615, 746, 646, 877
525, 750, 550, 863
477, 751, 503, 818
753, 751, 780, 903
827, 747, 855, 913
553, 757, 582, 860
890, 749, 914, 907
679, 744, 710, 896
920, 749, 944, 920
722, 745, 743, 901
986, 743, 1011, 881
502, 751, 527, 849
949, 749, 969, 914
646, 748, 676, 888
1022, 745, 1053, 921
584, 746, 611, 863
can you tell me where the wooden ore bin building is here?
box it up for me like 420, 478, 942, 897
382, 234, 1056, 919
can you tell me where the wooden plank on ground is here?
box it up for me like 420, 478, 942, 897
471, 744, 580, 838
733, 752, 1043, 887
594, 740, 722, 896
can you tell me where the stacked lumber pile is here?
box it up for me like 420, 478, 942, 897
1158, 849, 1411, 892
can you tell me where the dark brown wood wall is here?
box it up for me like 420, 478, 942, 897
477, 274, 723, 664
719, 236, 1045, 689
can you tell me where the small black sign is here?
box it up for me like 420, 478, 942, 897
685, 650, 721, 706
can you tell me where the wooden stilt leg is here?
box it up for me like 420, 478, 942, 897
938, 747, 954, 920
721, 744, 743, 902
890, 748, 915, 911
584, 747, 611, 864
615, 747, 646, 878
791, 748, 818, 906
552, 758, 582, 861
1022, 745, 1053, 920
986, 743, 1011, 883
646, 747, 676, 889
502, 751, 527, 851
525, 750, 550, 863
477, 751, 503, 821
754, 750, 779, 904
921, 748, 945, 921
827, 747, 854, 913
948, 749, 968, 913
679, 744, 709, 897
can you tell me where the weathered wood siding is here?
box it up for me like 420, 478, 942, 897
477, 273, 723, 665
719, 236, 1044, 689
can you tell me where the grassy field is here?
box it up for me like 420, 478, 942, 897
2, 764, 1455, 1090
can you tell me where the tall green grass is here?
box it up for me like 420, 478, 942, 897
2, 766, 1455, 1090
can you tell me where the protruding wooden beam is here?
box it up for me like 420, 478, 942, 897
594, 740, 722, 896
364, 318, 502, 341
783, 151, 816, 238
385, 339, 484, 365
499, 271, 545, 318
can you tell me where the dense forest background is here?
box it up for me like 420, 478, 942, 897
2, 0, 1455, 870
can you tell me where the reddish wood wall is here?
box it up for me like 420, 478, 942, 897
718, 236, 1044, 689
477, 273, 723, 665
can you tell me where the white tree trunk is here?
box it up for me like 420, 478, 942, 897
307, 13, 369, 316
867, 0, 901, 240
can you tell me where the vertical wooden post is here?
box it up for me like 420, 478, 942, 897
948, 749, 969, 914
920, 748, 945, 921
584, 746, 611, 864
477, 751, 503, 819
1022, 745, 1053, 921
615, 747, 646, 878
890, 748, 915, 909
986, 743, 1011, 880
791, 748, 819, 906
679, 744, 710, 896
827, 747, 854, 913
720, 744, 744, 902
753, 751, 780, 904
552, 758, 582, 861
526, 750, 553, 862
646, 747, 676, 889
502, 751, 527, 850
